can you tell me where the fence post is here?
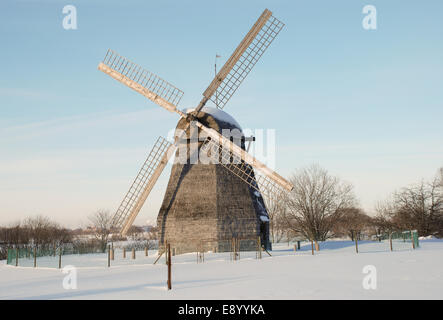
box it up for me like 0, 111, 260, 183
235, 238, 238, 260
167, 243, 172, 290
201, 241, 204, 263
258, 236, 262, 259
294, 244, 297, 252
33, 247, 37, 268
311, 240, 314, 255
231, 238, 235, 261
123, 248, 126, 259
297, 241, 301, 250
389, 233, 393, 252
132, 248, 136, 260
110, 248, 114, 260
230, 238, 234, 261
107, 245, 111, 267
411, 231, 415, 250
355, 237, 359, 254
58, 247, 62, 269
235, 238, 238, 261
15, 247, 18, 267
234, 238, 237, 261
145, 247, 148, 257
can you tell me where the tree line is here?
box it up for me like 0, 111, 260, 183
0, 211, 158, 260
268, 164, 443, 243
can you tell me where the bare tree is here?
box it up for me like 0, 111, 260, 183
2, 221, 27, 245
23, 215, 66, 247
0, 216, 71, 258
439, 167, 443, 187
89, 209, 113, 252
334, 207, 371, 241
390, 178, 443, 237
283, 164, 356, 242
127, 225, 145, 241
372, 200, 399, 240
374, 170, 443, 238
266, 199, 287, 243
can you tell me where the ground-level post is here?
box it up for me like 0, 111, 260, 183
257, 236, 262, 259
167, 243, 172, 290
411, 231, 415, 250
355, 237, 359, 254
233, 238, 236, 261
202, 242, 204, 262
107, 245, 111, 267
33, 247, 36, 268
58, 247, 62, 269
389, 233, 393, 251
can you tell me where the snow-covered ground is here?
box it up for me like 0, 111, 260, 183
1, 239, 442, 299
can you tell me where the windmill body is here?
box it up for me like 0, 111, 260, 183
157, 107, 271, 253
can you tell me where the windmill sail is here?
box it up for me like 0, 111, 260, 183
199, 9, 284, 111
200, 134, 288, 204
98, 49, 184, 113
112, 136, 176, 236
196, 122, 293, 192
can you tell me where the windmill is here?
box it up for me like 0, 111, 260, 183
98, 8, 293, 252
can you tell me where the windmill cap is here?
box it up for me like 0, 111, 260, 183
184, 106, 242, 131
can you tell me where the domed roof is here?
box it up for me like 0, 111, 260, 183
185, 106, 242, 130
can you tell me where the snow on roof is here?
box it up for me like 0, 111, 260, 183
185, 106, 242, 130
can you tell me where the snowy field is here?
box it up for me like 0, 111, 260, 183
0, 239, 442, 300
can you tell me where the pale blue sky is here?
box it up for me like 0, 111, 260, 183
1, 0, 442, 227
